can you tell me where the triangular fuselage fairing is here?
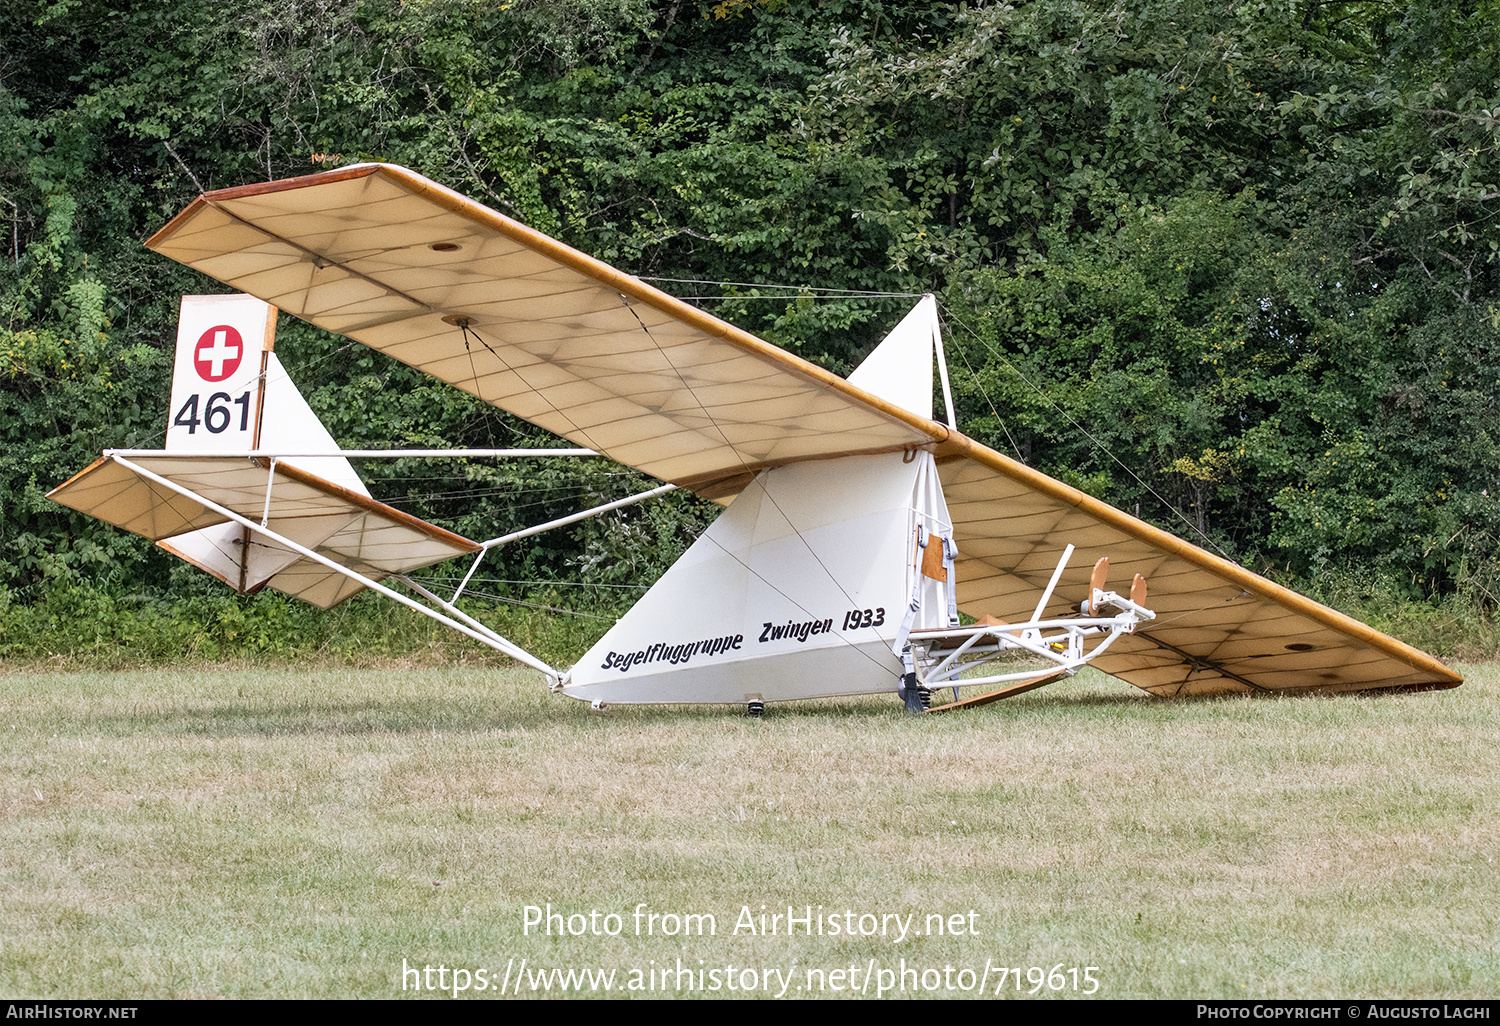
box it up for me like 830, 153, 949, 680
564, 301, 953, 705
565, 451, 953, 704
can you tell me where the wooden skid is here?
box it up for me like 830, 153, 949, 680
925, 670, 1071, 713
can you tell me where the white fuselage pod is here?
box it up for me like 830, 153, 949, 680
564, 450, 952, 705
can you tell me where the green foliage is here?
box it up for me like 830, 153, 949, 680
948, 192, 1273, 552
1, 0, 1496, 660
0, 575, 610, 667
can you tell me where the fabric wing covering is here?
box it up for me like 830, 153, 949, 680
143, 163, 1460, 697
48, 454, 480, 609
146, 164, 933, 493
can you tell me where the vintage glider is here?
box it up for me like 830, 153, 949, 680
49, 163, 1460, 710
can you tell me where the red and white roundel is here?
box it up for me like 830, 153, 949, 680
194, 325, 244, 382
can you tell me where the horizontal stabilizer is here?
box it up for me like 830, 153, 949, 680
48, 454, 477, 608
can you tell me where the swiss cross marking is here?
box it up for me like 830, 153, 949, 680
194, 325, 244, 381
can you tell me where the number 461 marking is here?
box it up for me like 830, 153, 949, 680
174, 391, 251, 434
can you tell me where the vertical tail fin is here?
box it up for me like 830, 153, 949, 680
160, 294, 371, 593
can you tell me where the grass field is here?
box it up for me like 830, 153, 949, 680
0, 661, 1494, 999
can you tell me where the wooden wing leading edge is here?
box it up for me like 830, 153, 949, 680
143, 163, 1461, 697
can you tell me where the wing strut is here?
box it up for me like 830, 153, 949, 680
478, 484, 677, 552
446, 483, 678, 603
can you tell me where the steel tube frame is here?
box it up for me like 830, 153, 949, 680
478, 483, 678, 551
908, 606, 1149, 690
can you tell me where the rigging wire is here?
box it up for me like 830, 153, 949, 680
936, 299, 1234, 560
637, 276, 924, 297
412, 584, 618, 621
615, 292, 900, 677
380, 491, 591, 512
418, 576, 649, 591
931, 303, 1023, 457
457, 320, 499, 449
379, 483, 610, 503
454, 317, 607, 453
670, 294, 916, 302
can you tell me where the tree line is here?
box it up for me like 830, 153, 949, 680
2, 1, 1497, 657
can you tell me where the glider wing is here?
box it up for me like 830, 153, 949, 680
933, 441, 1459, 696
146, 164, 936, 497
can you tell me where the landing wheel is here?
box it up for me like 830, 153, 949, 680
898, 672, 931, 714
746, 700, 765, 718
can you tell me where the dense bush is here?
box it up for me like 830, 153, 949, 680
2, 1, 1496, 659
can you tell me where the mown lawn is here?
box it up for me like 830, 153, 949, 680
0, 662, 1494, 998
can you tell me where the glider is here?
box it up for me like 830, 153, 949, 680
49, 163, 1461, 710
